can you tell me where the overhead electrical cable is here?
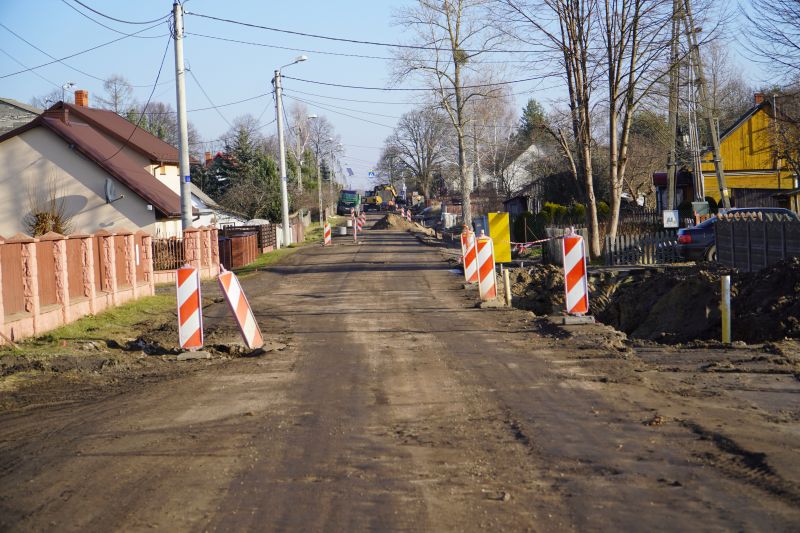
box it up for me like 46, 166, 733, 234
0, 21, 169, 85
187, 66, 232, 128
185, 31, 537, 65
285, 93, 404, 119
71, 0, 170, 25
100, 32, 171, 162
61, 0, 169, 39
282, 74, 549, 92
190, 118, 277, 146
0, 48, 61, 89
185, 11, 542, 54
283, 94, 394, 129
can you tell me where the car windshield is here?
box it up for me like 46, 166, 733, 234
340, 191, 358, 202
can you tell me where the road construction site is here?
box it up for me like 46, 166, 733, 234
1, 213, 799, 531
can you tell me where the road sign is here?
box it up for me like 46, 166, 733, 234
488, 212, 511, 263
663, 210, 679, 228
368, 171, 375, 178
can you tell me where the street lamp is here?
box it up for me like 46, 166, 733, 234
273, 55, 307, 246
61, 81, 75, 102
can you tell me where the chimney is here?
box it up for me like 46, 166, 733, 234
204, 151, 213, 166
74, 89, 89, 107
45, 105, 69, 124
754, 92, 765, 106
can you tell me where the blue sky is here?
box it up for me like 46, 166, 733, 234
0, 1, 763, 191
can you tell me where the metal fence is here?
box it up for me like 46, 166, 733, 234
151, 237, 184, 271
715, 213, 800, 272
604, 230, 679, 266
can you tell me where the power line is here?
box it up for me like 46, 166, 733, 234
0, 48, 61, 89
61, 0, 168, 39
71, 0, 170, 25
283, 88, 414, 106
187, 66, 232, 128
0, 21, 169, 85
283, 94, 395, 129
285, 93, 404, 120
282, 74, 549, 92
189, 118, 277, 146
185, 11, 540, 54
185, 31, 537, 65
100, 33, 172, 163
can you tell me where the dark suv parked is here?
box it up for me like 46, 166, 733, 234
676, 207, 799, 261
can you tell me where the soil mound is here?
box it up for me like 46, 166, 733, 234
373, 213, 431, 234
510, 258, 800, 344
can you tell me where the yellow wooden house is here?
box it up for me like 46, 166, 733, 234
701, 95, 800, 212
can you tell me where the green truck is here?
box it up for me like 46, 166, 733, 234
336, 190, 362, 215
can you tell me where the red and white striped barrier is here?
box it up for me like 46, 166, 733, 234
323, 221, 332, 246
352, 210, 358, 242
461, 229, 478, 283
176, 265, 203, 349
218, 268, 264, 349
406, 209, 412, 222
562, 234, 589, 315
476, 233, 496, 300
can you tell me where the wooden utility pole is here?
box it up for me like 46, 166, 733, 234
665, 0, 681, 212
681, 0, 730, 209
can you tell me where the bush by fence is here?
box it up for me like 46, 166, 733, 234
1, 229, 154, 344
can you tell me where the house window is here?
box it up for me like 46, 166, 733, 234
159, 165, 166, 175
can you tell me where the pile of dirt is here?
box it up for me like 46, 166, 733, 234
373, 213, 435, 236
510, 258, 800, 344
372, 213, 417, 230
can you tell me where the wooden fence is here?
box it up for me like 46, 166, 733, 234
220, 224, 275, 253
715, 213, 800, 272
219, 233, 259, 270
0, 230, 154, 344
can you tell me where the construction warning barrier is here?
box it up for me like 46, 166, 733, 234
323, 222, 332, 246
461, 228, 478, 283
476, 233, 496, 300
406, 209, 412, 222
562, 234, 589, 315
218, 267, 264, 350
177, 265, 203, 349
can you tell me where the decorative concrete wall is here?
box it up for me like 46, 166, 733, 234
0, 229, 155, 345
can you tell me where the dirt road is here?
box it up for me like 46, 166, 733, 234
1, 217, 799, 531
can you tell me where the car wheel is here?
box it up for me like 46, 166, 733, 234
705, 244, 717, 262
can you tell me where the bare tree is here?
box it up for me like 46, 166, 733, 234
96, 75, 135, 115
383, 106, 450, 199
30, 89, 62, 109
394, 0, 501, 227
499, 0, 603, 256
287, 102, 313, 191
742, 0, 800, 78
307, 116, 340, 221
600, 0, 673, 241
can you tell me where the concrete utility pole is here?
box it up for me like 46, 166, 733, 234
274, 70, 292, 245
173, 1, 192, 231
274, 57, 308, 245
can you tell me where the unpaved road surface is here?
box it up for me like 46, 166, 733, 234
1, 216, 799, 531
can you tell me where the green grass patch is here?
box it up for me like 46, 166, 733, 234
3, 293, 176, 358
39, 293, 175, 342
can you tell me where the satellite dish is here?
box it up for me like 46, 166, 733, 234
105, 178, 124, 203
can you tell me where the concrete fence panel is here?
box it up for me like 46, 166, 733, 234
0, 229, 156, 345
